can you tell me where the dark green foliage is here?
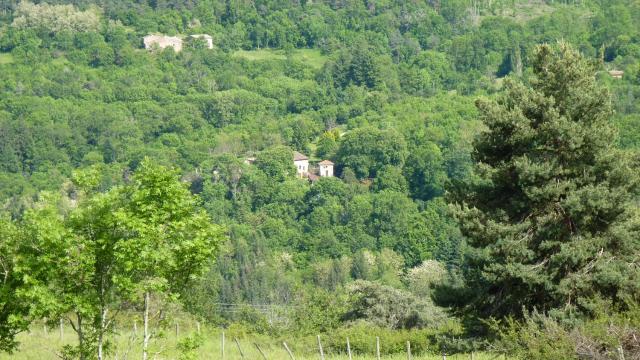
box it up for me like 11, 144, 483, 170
0, 219, 29, 352
336, 127, 407, 179
254, 146, 295, 182
450, 43, 640, 321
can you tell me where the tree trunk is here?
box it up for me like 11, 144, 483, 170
77, 314, 85, 360
142, 291, 150, 360
97, 307, 107, 360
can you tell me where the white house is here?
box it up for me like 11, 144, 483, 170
244, 156, 256, 165
318, 160, 334, 177
190, 34, 214, 49
609, 70, 624, 79
144, 34, 214, 52
293, 151, 309, 178
143, 35, 183, 51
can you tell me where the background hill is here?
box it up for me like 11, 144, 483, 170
0, 0, 639, 351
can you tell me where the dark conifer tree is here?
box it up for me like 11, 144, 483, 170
450, 43, 640, 320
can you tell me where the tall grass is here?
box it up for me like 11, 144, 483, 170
1, 323, 509, 360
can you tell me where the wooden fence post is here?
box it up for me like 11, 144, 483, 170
234, 337, 245, 359
283, 342, 295, 360
317, 335, 325, 360
196, 321, 200, 334
59, 318, 64, 342
376, 336, 381, 360
407, 340, 411, 360
254, 343, 268, 360
346, 337, 352, 360
221, 331, 225, 360
175, 323, 179, 338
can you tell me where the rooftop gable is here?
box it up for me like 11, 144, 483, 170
293, 151, 308, 161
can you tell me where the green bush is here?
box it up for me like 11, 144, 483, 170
177, 333, 205, 360
493, 306, 640, 360
293, 321, 463, 356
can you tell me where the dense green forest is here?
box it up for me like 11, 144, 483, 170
1, 0, 640, 358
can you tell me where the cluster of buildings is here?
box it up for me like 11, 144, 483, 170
143, 34, 213, 52
245, 151, 335, 181
293, 151, 334, 181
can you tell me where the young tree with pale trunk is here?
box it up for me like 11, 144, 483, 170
14, 160, 224, 360
113, 159, 225, 360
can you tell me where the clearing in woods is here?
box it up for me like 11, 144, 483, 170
0, 53, 14, 65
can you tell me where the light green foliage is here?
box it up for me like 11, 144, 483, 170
11, 2, 100, 34
292, 289, 348, 335
344, 280, 448, 330
114, 158, 224, 296
405, 260, 447, 298
493, 312, 577, 360
6, 160, 225, 358
316, 129, 341, 160
0, 54, 13, 64
176, 333, 205, 360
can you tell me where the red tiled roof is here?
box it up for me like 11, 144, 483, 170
293, 151, 308, 161
318, 160, 334, 165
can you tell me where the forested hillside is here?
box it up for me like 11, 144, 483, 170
1, 0, 640, 358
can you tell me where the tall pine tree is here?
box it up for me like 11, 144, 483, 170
450, 43, 640, 320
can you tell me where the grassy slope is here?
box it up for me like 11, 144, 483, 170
3, 325, 507, 360
0, 53, 14, 65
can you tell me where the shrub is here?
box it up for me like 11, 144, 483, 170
293, 321, 463, 356
493, 306, 640, 360
344, 280, 448, 329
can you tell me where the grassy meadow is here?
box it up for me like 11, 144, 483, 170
2, 324, 508, 360
0, 53, 13, 65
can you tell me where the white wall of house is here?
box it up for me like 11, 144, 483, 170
190, 34, 214, 49
294, 159, 309, 177
319, 163, 333, 177
143, 35, 183, 51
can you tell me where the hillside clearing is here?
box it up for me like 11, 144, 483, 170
0, 53, 14, 65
